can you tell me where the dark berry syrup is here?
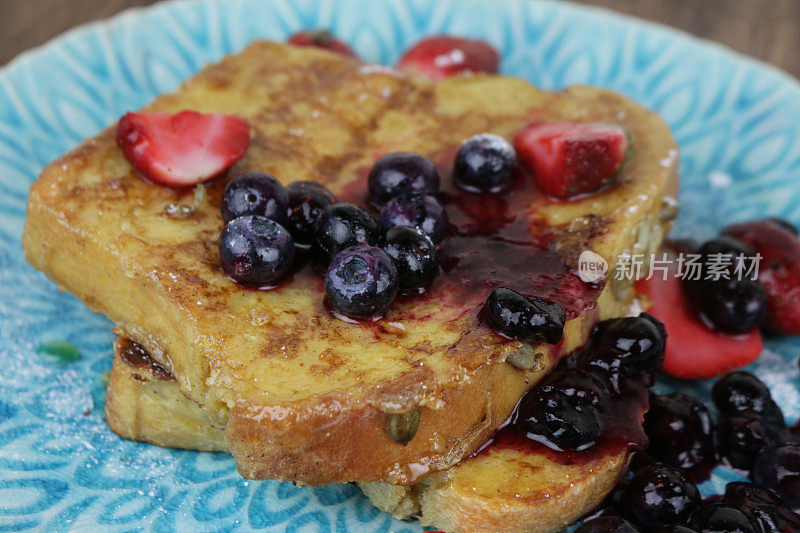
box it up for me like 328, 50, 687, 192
474, 330, 652, 466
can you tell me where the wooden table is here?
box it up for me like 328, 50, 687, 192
2, 0, 799, 78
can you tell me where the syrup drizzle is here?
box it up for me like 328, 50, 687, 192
340, 152, 603, 321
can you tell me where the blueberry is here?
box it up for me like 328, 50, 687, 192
721, 481, 785, 508
485, 287, 566, 344
324, 245, 398, 319
596, 313, 666, 380
721, 482, 800, 533
693, 236, 757, 291
655, 527, 698, 533
689, 504, 757, 533
378, 193, 449, 246
576, 516, 640, 532
764, 217, 799, 235
453, 133, 517, 193
513, 386, 602, 452
685, 279, 767, 334
539, 367, 610, 408
219, 215, 295, 287
221, 172, 289, 224
315, 203, 380, 260
367, 152, 440, 206
716, 413, 781, 471
285, 181, 337, 247
698, 236, 757, 272
626, 465, 701, 528
580, 350, 629, 395
643, 393, 716, 476
752, 444, 800, 507
382, 226, 439, 293
712, 372, 786, 432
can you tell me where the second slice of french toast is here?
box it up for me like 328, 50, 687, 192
107, 333, 640, 533
24, 41, 677, 485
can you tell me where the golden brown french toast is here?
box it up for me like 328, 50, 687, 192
107, 336, 635, 533
24, 41, 677, 485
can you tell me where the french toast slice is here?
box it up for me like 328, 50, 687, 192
107, 336, 636, 533
24, 41, 678, 484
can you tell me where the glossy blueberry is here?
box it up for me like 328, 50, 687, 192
285, 180, 337, 247
539, 367, 610, 408
596, 313, 666, 380
698, 235, 757, 272
453, 133, 517, 193
580, 349, 629, 395
367, 152, 440, 206
221, 172, 289, 224
752, 444, 800, 507
382, 226, 439, 293
689, 504, 757, 533
324, 245, 398, 319
378, 193, 449, 245
722, 482, 785, 508
315, 203, 380, 260
576, 516, 640, 533
643, 393, 716, 477
685, 278, 767, 334
218, 215, 295, 287
626, 465, 701, 528
514, 374, 603, 452
712, 372, 786, 432
764, 217, 799, 235
716, 413, 781, 471
721, 482, 800, 533
486, 287, 566, 344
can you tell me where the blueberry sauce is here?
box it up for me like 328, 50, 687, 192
473, 330, 651, 466
341, 149, 604, 322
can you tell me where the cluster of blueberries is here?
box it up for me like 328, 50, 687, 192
217, 132, 520, 320
504, 313, 800, 531
513, 314, 666, 453
580, 371, 800, 531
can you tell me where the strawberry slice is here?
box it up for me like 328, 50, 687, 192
514, 122, 628, 199
116, 110, 250, 187
724, 219, 800, 334
397, 35, 499, 81
635, 260, 763, 380
287, 30, 358, 57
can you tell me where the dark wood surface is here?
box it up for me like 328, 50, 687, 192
2, 0, 799, 79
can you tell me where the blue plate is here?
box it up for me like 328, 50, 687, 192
1, 0, 798, 530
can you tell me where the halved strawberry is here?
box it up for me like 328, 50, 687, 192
724, 219, 800, 334
397, 35, 499, 81
287, 30, 358, 57
514, 122, 628, 199
635, 260, 763, 380
116, 110, 250, 187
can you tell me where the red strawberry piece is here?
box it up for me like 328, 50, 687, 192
287, 30, 358, 57
635, 259, 763, 379
397, 35, 499, 81
723, 219, 800, 334
116, 110, 250, 187
514, 122, 628, 199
